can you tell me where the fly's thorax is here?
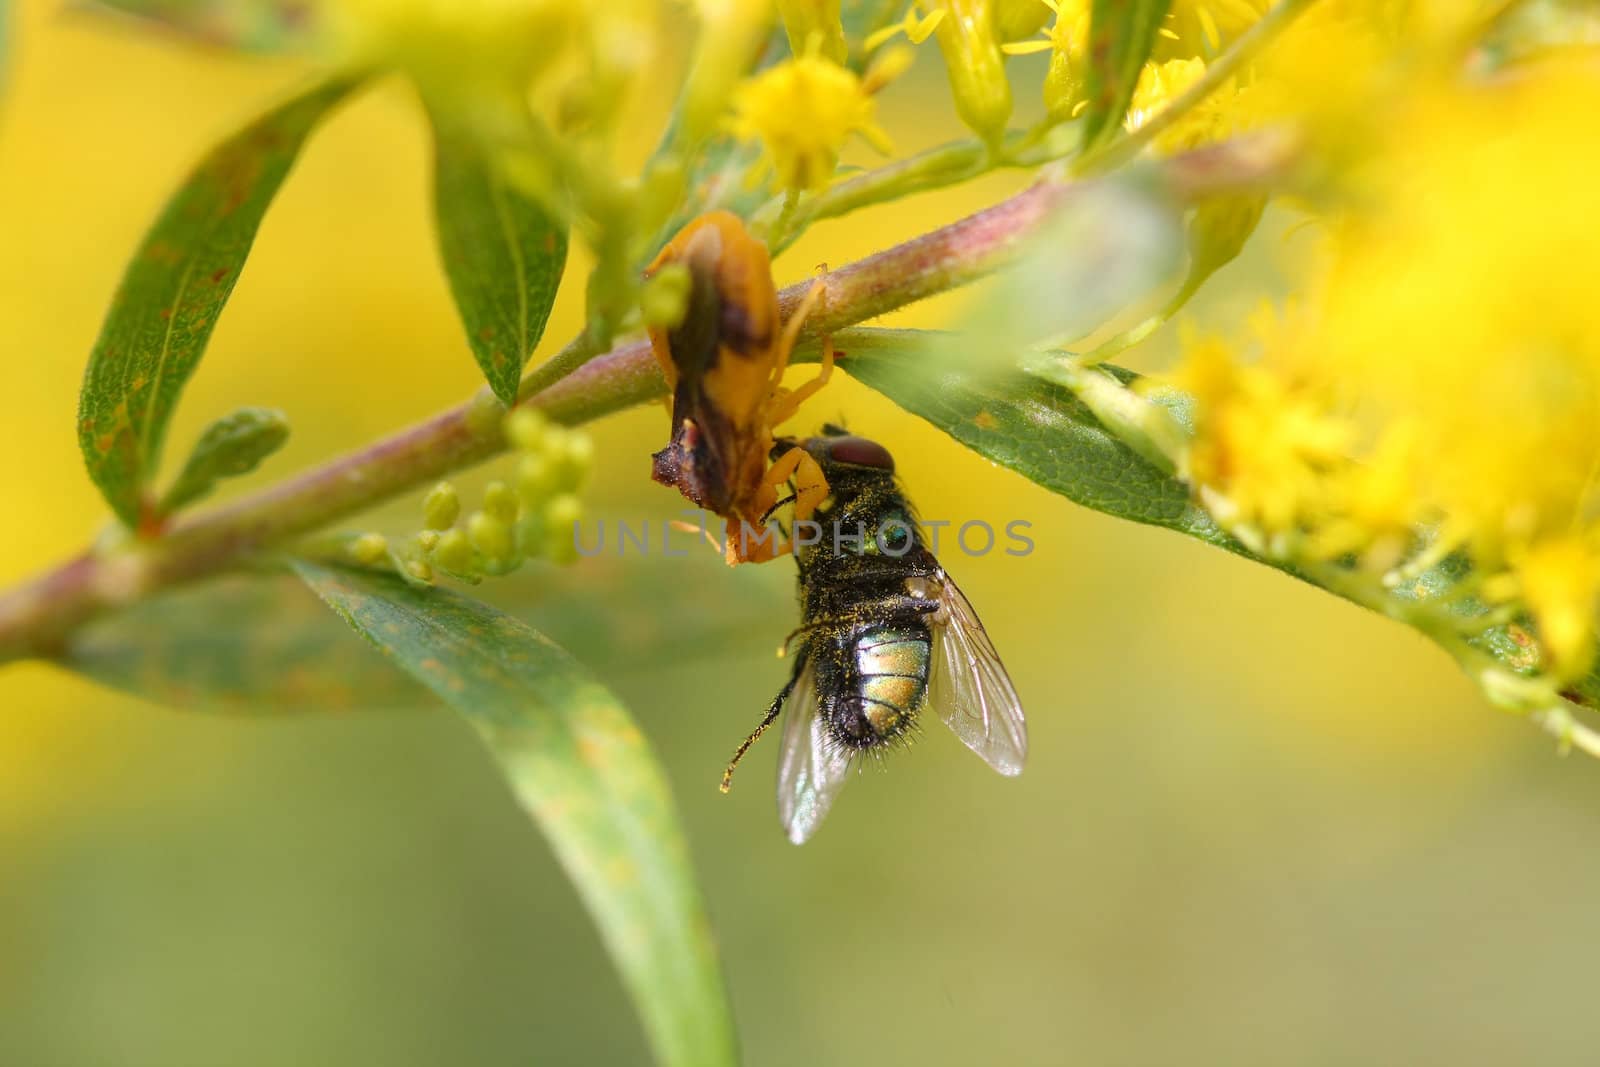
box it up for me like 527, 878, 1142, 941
797, 490, 924, 567
815, 621, 932, 751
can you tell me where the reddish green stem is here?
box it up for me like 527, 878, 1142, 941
0, 136, 1290, 665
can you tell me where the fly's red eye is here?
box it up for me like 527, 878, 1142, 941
826, 436, 895, 471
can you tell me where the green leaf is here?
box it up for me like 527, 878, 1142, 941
84, 0, 318, 53
431, 116, 568, 404
841, 329, 1248, 556
64, 572, 433, 714
64, 551, 787, 715
291, 561, 737, 1067
1080, 0, 1173, 152
158, 405, 289, 516
77, 76, 357, 528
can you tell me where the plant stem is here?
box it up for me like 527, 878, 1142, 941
0, 136, 1289, 667
754, 126, 1079, 253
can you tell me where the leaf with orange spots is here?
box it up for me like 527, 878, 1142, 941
430, 111, 568, 404
291, 560, 736, 1067
1080, 0, 1173, 152
64, 573, 432, 714
76, 76, 360, 527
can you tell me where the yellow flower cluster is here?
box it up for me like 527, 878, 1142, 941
1170, 59, 1600, 686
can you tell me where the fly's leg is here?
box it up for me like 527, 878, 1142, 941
721, 656, 806, 793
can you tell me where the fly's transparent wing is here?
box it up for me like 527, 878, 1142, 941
775, 655, 852, 845
928, 569, 1028, 776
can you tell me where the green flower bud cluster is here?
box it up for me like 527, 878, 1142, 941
345, 407, 593, 584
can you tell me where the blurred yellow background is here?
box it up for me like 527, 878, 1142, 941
3, 3, 1597, 1064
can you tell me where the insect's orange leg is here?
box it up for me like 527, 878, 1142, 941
669, 518, 724, 554
767, 334, 834, 428
787, 448, 829, 525
768, 274, 829, 391
729, 446, 831, 564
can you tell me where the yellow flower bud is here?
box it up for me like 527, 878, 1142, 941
680, 0, 776, 149
433, 527, 475, 575
640, 263, 693, 331
422, 482, 461, 531
778, 0, 848, 64
467, 509, 515, 562
517, 453, 557, 502
484, 480, 520, 524
553, 432, 595, 488
415, 530, 441, 554
545, 492, 583, 528
1041, 0, 1090, 123
466, 387, 508, 439
504, 407, 550, 453
348, 532, 389, 566
929, 0, 1012, 146
404, 558, 435, 584
1187, 194, 1267, 284
543, 493, 584, 564
992, 0, 1049, 42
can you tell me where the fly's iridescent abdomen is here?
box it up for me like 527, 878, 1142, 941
816, 622, 932, 748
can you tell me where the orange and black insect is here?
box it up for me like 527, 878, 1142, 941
645, 211, 834, 564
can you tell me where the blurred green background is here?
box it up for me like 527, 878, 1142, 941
4, 4, 1600, 1064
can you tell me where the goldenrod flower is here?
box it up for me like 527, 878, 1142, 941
1170, 58, 1600, 683
1506, 537, 1600, 680
1170, 331, 1351, 545
728, 45, 894, 192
